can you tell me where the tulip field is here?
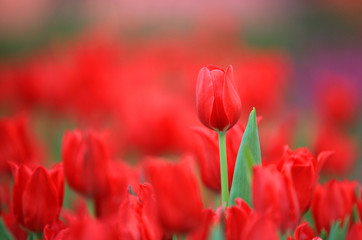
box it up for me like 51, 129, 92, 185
0, 1, 361, 240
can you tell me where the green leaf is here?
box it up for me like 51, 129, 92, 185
229, 108, 262, 207
209, 224, 224, 240
0, 218, 13, 240
328, 217, 350, 240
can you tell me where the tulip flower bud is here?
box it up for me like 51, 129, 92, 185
62, 129, 110, 197
10, 163, 64, 233
196, 65, 241, 132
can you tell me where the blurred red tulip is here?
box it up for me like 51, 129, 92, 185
0, 115, 41, 174
196, 65, 241, 132
252, 165, 300, 232
94, 161, 140, 218
62, 129, 111, 197
188, 209, 215, 240
347, 223, 362, 240
294, 222, 320, 240
241, 213, 279, 240
311, 180, 357, 233
225, 198, 252, 240
192, 122, 244, 192
316, 76, 359, 125
314, 125, 357, 175
117, 183, 162, 240
277, 147, 333, 213
10, 162, 64, 232
143, 157, 203, 234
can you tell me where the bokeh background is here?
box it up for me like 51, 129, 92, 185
0, 0, 361, 183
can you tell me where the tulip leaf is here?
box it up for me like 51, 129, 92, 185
328, 217, 349, 240
229, 108, 261, 207
0, 218, 13, 240
209, 224, 224, 240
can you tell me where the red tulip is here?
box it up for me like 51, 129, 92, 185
143, 156, 203, 234
277, 147, 333, 213
241, 213, 279, 240
196, 65, 241, 132
225, 198, 252, 240
294, 222, 320, 240
10, 162, 64, 232
62, 129, 111, 197
94, 161, 140, 219
117, 183, 162, 240
311, 180, 357, 233
252, 165, 300, 232
188, 209, 215, 240
0, 116, 41, 174
347, 223, 362, 240
192, 122, 244, 192
314, 125, 357, 175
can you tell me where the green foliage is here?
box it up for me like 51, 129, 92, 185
229, 108, 262, 207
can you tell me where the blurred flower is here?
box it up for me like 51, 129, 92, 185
225, 198, 252, 240
293, 222, 320, 240
143, 156, 203, 234
240, 212, 279, 240
252, 165, 300, 232
347, 223, 362, 240
10, 162, 64, 232
0, 115, 41, 174
311, 180, 357, 233
277, 147, 333, 213
62, 129, 111, 197
94, 161, 140, 219
316, 76, 359, 125
188, 209, 215, 240
196, 65, 241, 132
235, 52, 290, 116
314, 125, 357, 175
192, 122, 244, 192
117, 183, 162, 240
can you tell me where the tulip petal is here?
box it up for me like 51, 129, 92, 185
22, 167, 60, 232
223, 65, 241, 131
10, 162, 31, 227
196, 67, 214, 128
49, 163, 65, 209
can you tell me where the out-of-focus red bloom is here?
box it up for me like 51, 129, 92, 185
62, 129, 111, 197
0, 181, 27, 240
188, 209, 215, 240
235, 52, 290, 116
347, 223, 362, 240
316, 76, 359, 124
357, 187, 362, 220
43, 219, 67, 240
143, 157, 204, 234
225, 198, 252, 240
196, 65, 241, 132
259, 114, 296, 165
10, 162, 64, 233
0, 116, 41, 174
120, 89, 196, 155
241, 213, 279, 240
311, 180, 357, 233
94, 161, 140, 219
277, 147, 333, 213
117, 183, 162, 240
294, 222, 321, 240
314, 125, 357, 175
252, 165, 300, 232
192, 122, 244, 192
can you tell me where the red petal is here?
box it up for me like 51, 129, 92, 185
223, 65, 241, 131
196, 67, 214, 128
22, 167, 60, 232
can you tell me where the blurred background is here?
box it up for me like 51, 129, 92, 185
0, 0, 361, 180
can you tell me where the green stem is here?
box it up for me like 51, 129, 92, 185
87, 198, 96, 218
218, 131, 229, 207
